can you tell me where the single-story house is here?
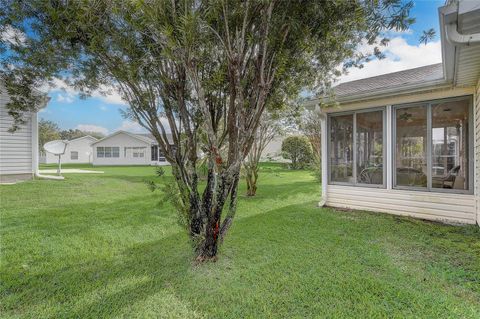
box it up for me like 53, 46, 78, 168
309, 0, 480, 225
43, 135, 97, 164
261, 136, 284, 160
0, 81, 48, 183
91, 130, 173, 166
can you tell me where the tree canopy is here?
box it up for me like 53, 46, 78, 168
38, 119, 60, 151
0, 0, 415, 259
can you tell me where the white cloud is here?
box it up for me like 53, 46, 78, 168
46, 79, 127, 106
0, 26, 26, 46
383, 28, 413, 37
116, 118, 173, 134
56, 93, 74, 103
338, 37, 442, 83
91, 85, 127, 105
75, 124, 109, 135
116, 120, 147, 133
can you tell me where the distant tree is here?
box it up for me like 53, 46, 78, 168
1, 0, 415, 260
299, 109, 322, 164
59, 129, 104, 141
244, 112, 284, 196
419, 28, 436, 45
282, 136, 314, 170
38, 119, 60, 151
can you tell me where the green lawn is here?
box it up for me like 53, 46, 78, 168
1, 163, 480, 318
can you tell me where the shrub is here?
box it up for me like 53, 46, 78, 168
281, 136, 314, 169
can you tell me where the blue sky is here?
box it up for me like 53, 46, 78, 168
38, 0, 445, 135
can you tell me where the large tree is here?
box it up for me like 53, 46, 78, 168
38, 119, 60, 151
0, 0, 414, 260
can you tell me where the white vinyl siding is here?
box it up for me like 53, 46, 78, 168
96, 146, 119, 158
322, 87, 478, 225
0, 84, 33, 176
92, 132, 152, 166
125, 147, 146, 158
44, 136, 96, 164
327, 185, 476, 224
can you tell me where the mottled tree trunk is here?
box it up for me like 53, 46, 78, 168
245, 165, 259, 196
193, 168, 241, 261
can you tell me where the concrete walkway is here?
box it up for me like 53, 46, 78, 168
38, 169, 104, 174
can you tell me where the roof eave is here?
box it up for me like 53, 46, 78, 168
332, 79, 451, 104
68, 135, 98, 143
91, 130, 153, 146
305, 78, 451, 108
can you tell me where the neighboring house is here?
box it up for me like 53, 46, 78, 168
0, 81, 48, 183
91, 130, 173, 166
310, 0, 480, 225
261, 136, 284, 160
43, 135, 97, 164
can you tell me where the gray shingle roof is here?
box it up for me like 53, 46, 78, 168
333, 63, 444, 99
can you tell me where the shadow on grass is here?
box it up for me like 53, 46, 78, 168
2, 232, 193, 318
3, 200, 480, 318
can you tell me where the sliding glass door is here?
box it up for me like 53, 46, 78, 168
431, 99, 469, 191
393, 96, 471, 193
329, 109, 385, 187
394, 104, 428, 188
356, 111, 384, 185
329, 114, 354, 183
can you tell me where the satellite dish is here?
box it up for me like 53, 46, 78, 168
44, 140, 69, 176
44, 140, 68, 155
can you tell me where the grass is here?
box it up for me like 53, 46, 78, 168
1, 163, 480, 318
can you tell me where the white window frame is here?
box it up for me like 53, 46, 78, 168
97, 147, 105, 158
112, 147, 120, 158
104, 147, 112, 158
125, 146, 145, 158
392, 95, 473, 194
70, 151, 79, 160
327, 107, 387, 188
98, 146, 119, 158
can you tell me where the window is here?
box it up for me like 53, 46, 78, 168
394, 96, 471, 192
97, 147, 104, 158
104, 147, 112, 158
431, 99, 469, 191
151, 146, 158, 161
134, 147, 144, 158
98, 147, 119, 158
329, 109, 384, 186
71, 151, 79, 160
124, 147, 145, 158
159, 148, 166, 162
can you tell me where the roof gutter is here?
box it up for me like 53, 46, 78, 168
445, 23, 480, 46
305, 1, 480, 109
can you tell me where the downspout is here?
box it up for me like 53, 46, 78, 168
33, 96, 64, 180
318, 105, 328, 207
31, 111, 39, 178
444, 11, 480, 226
